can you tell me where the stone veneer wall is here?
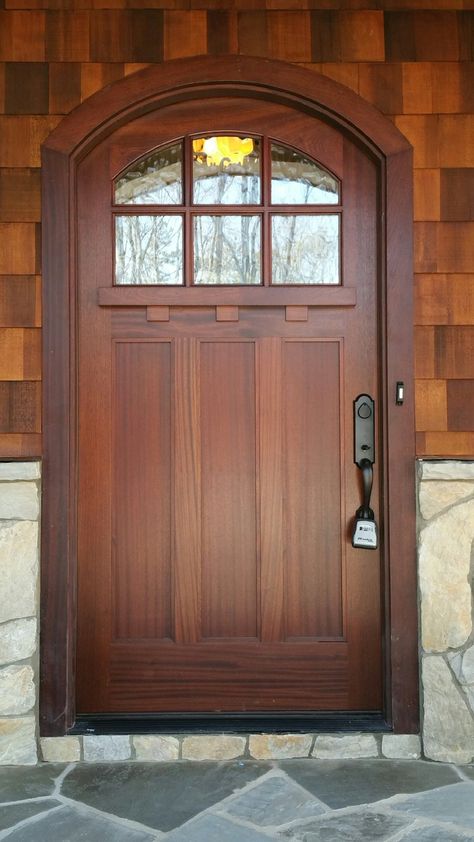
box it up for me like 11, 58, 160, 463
0, 461, 40, 765
1, 460, 473, 764
418, 460, 474, 764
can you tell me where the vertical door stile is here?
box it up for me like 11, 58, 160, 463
259, 337, 285, 643
173, 336, 201, 644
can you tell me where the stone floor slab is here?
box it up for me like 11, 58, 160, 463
279, 810, 412, 841
223, 774, 328, 827
462, 767, 474, 782
1, 805, 157, 841
164, 812, 278, 841
62, 761, 271, 832
0, 765, 65, 803
279, 760, 460, 808
392, 782, 474, 830
0, 800, 60, 831
398, 825, 474, 841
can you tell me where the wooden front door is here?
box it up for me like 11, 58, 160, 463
75, 95, 382, 715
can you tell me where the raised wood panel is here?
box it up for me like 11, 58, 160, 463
0, 11, 45, 61
0, 116, 61, 166
440, 169, 474, 221
0, 328, 41, 380
90, 11, 164, 62
419, 432, 474, 456
0, 276, 41, 327
164, 11, 207, 59
415, 379, 447, 431
413, 170, 440, 221
415, 222, 474, 273
113, 341, 172, 640
0, 224, 37, 274
200, 340, 258, 640
5, 63, 49, 115
0, 170, 41, 222
415, 275, 474, 325
49, 63, 81, 113
447, 379, 474, 431
45, 11, 90, 62
0, 381, 41, 432
283, 340, 343, 640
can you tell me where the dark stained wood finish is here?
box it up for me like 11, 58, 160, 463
41, 56, 417, 734
99, 287, 357, 307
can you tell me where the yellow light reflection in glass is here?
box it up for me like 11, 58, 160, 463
193, 136, 254, 167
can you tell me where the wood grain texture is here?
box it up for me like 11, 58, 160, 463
415, 222, 474, 273
46, 11, 90, 62
0, 11, 45, 61
49, 63, 81, 114
415, 275, 474, 326
447, 379, 474, 431
0, 115, 61, 166
419, 432, 474, 456
90, 10, 164, 61
164, 10, 206, 59
413, 169, 440, 222
0, 381, 40, 432
5, 63, 49, 115
415, 379, 447, 431
0, 170, 41, 222
0, 276, 41, 327
0, 328, 41, 379
0, 224, 37, 274
113, 341, 172, 640
440, 169, 474, 221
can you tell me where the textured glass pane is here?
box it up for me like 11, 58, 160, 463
115, 215, 183, 285
114, 144, 182, 205
271, 144, 339, 205
193, 137, 260, 205
194, 216, 261, 285
272, 215, 339, 284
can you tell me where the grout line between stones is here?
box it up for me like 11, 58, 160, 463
0, 804, 65, 841
52, 761, 76, 795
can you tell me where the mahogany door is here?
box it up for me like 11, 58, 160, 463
75, 95, 382, 715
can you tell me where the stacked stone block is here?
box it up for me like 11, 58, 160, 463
418, 461, 474, 764
0, 461, 40, 765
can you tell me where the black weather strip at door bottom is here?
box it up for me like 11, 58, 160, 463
70, 711, 390, 735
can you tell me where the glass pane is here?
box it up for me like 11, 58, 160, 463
114, 144, 182, 205
193, 137, 260, 205
271, 144, 339, 205
194, 216, 261, 285
272, 215, 339, 284
115, 215, 183, 285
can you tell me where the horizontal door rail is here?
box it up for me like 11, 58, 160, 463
97, 287, 357, 307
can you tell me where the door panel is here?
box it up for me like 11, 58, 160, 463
76, 96, 382, 715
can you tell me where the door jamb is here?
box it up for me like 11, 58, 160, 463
41, 54, 417, 736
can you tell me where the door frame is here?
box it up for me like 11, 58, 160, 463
40, 54, 417, 736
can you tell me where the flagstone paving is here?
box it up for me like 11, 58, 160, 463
0, 759, 472, 840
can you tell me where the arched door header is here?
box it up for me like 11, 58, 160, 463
43, 55, 410, 163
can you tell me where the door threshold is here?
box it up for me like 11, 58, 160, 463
70, 712, 390, 735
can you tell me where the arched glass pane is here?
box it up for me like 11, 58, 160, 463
271, 144, 339, 205
193, 136, 260, 205
194, 215, 261, 284
114, 144, 182, 205
115, 215, 183, 285
272, 214, 339, 284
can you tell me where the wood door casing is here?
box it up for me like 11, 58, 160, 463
75, 95, 382, 714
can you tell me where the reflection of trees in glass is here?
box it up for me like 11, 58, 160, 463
114, 145, 182, 205
194, 216, 261, 285
271, 144, 339, 205
193, 150, 260, 205
115, 216, 183, 285
272, 215, 339, 284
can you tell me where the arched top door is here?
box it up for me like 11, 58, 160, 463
41, 56, 417, 737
